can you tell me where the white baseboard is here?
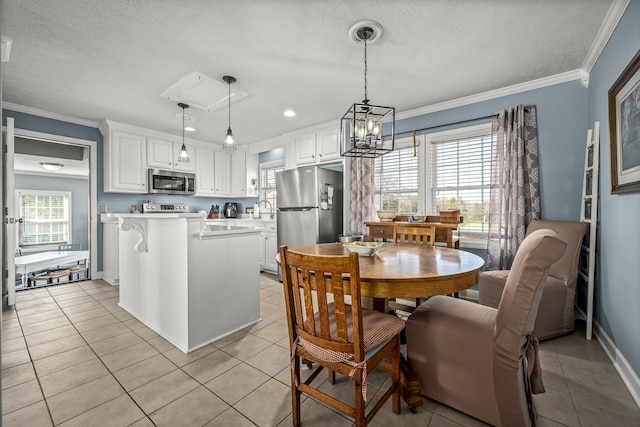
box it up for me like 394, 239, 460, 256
592, 320, 640, 409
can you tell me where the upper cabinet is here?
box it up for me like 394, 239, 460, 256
317, 129, 340, 162
294, 134, 317, 165
195, 146, 216, 196
100, 122, 147, 193
147, 137, 196, 173
291, 124, 342, 168
230, 150, 247, 196
213, 150, 231, 195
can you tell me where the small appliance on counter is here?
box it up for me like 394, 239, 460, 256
142, 202, 189, 213
223, 202, 238, 218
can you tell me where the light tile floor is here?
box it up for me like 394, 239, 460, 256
2, 274, 640, 426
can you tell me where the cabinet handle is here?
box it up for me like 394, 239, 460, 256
312, 155, 315, 159
319, 153, 323, 157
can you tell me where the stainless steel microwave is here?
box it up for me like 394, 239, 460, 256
148, 169, 195, 195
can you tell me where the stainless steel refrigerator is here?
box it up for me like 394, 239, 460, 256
276, 165, 343, 252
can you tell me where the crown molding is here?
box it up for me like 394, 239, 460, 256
581, 0, 631, 74
2, 102, 100, 128
395, 69, 585, 121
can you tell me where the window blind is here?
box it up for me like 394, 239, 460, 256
18, 192, 70, 246
431, 134, 492, 236
374, 146, 419, 213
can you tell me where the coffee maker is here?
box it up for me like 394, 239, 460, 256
223, 202, 238, 218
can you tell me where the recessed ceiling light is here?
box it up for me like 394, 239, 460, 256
284, 110, 296, 117
184, 126, 196, 132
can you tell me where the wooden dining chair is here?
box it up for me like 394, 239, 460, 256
393, 225, 437, 312
279, 245, 406, 427
395, 225, 436, 246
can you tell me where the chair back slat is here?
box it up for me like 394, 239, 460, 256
331, 271, 349, 343
300, 269, 316, 336
315, 270, 331, 340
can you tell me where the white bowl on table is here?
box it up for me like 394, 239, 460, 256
343, 241, 384, 256
377, 211, 396, 221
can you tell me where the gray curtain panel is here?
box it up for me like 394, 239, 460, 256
487, 105, 541, 270
350, 157, 376, 238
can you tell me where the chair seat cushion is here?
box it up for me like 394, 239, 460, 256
301, 303, 405, 364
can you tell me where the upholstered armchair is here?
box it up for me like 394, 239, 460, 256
478, 219, 587, 340
406, 229, 567, 427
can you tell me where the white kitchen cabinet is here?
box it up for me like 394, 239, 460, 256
195, 146, 216, 196
214, 150, 231, 195
292, 125, 343, 167
317, 129, 341, 161
147, 137, 196, 172
263, 222, 278, 273
101, 126, 147, 193
230, 150, 247, 196
294, 133, 317, 165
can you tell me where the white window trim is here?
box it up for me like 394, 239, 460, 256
15, 189, 72, 252
425, 123, 492, 249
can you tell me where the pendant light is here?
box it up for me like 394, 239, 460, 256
223, 75, 237, 151
177, 102, 190, 164
340, 21, 395, 158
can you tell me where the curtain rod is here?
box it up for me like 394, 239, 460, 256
386, 105, 534, 139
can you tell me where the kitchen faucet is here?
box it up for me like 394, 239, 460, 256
257, 200, 274, 219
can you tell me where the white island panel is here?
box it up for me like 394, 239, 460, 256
118, 216, 190, 350
188, 221, 261, 349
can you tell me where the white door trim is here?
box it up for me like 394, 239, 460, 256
11, 128, 98, 282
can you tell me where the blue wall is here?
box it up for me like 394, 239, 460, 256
15, 174, 90, 251
587, 0, 640, 380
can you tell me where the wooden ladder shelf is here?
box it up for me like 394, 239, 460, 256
579, 121, 599, 340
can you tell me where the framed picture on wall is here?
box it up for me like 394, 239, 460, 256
609, 48, 640, 193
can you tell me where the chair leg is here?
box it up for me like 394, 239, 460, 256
291, 355, 301, 427
354, 371, 365, 427
328, 369, 335, 384
392, 336, 401, 414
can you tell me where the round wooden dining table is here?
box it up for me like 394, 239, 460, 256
283, 242, 485, 299
279, 242, 485, 410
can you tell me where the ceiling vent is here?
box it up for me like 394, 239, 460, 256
161, 71, 247, 112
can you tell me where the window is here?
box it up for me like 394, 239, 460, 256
260, 161, 284, 209
374, 141, 420, 213
428, 124, 492, 240
372, 124, 492, 246
17, 190, 71, 247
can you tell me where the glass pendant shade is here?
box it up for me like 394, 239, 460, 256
223, 127, 236, 150
340, 102, 395, 157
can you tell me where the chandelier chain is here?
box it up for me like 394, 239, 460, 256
363, 37, 368, 103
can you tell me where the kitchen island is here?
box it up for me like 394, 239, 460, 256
113, 213, 262, 353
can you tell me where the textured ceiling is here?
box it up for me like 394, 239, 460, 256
1, 0, 616, 146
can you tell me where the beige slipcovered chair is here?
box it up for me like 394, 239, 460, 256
478, 219, 587, 340
406, 229, 567, 427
